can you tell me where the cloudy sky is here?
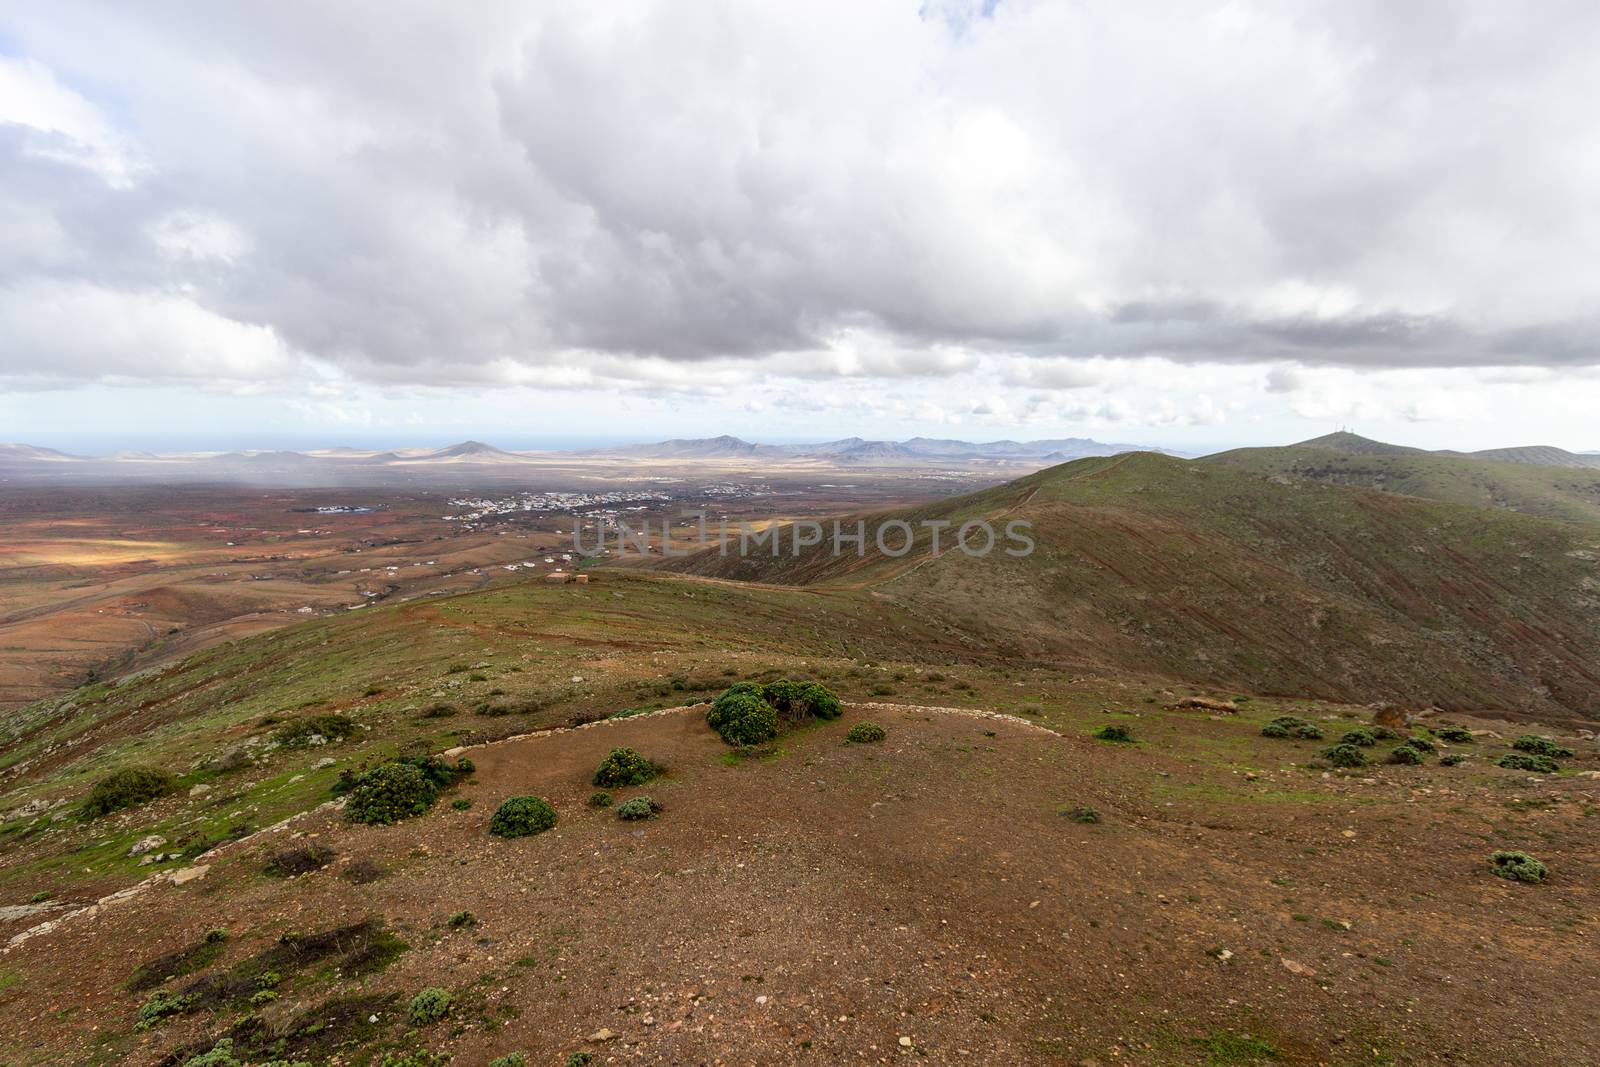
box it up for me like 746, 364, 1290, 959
3, 1, 1599, 453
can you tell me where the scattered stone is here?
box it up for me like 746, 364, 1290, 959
588, 1029, 616, 1043
899, 1036, 914, 1048
169, 865, 209, 885
127, 834, 166, 857
188, 784, 211, 797
1280, 958, 1316, 977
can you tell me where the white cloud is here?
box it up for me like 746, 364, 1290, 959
0, 56, 140, 186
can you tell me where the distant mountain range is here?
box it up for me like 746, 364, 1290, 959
4, 431, 1599, 487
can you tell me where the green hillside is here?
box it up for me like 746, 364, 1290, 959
668, 452, 1600, 719
1210, 439, 1600, 525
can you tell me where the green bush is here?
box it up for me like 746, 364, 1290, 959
762, 679, 842, 722
407, 986, 452, 1026
1488, 850, 1547, 883
489, 795, 558, 838
489, 1054, 529, 1067
616, 796, 661, 821
81, 766, 176, 819
563, 1054, 593, 1067
1402, 736, 1437, 755
1371, 725, 1402, 740
1435, 727, 1474, 743
587, 791, 613, 808
345, 763, 438, 825
591, 747, 662, 787
1322, 743, 1369, 768
1439, 753, 1468, 767
451, 798, 472, 811
707, 687, 779, 746
1093, 724, 1133, 743
275, 714, 358, 747
1340, 729, 1376, 747
1512, 735, 1574, 759
136, 989, 197, 1030
1060, 806, 1100, 824
1497, 752, 1557, 773
1387, 745, 1425, 766
1261, 716, 1322, 740
845, 721, 886, 744
447, 910, 477, 928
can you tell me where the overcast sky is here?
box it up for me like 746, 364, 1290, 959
3, 1, 1599, 452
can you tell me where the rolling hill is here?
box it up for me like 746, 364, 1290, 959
1210, 435, 1600, 525
666, 452, 1600, 720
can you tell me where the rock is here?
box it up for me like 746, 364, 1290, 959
1173, 696, 1237, 713
311, 757, 336, 770
188, 784, 212, 797
127, 834, 166, 857
1280, 957, 1316, 977
169, 865, 209, 885
588, 1028, 616, 1043
899, 1036, 914, 1047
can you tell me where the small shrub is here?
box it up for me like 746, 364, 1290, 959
1439, 753, 1468, 767
451, 798, 472, 810
563, 1054, 593, 1067
136, 989, 197, 1030
1093, 724, 1133, 743
845, 721, 886, 744
1387, 745, 1425, 766
587, 791, 613, 808
265, 843, 337, 878
1340, 729, 1376, 747
489, 1054, 529, 1067
1261, 716, 1321, 740
591, 747, 662, 788
1402, 736, 1437, 755
1322, 743, 1369, 768
616, 796, 662, 821
419, 703, 457, 719
1512, 734, 1574, 759
1435, 726, 1474, 743
706, 687, 778, 746
489, 795, 558, 838
249, 988, 278, 1006
81, 766, 176, 818
407, 986, 452, 1026
1060, 806, 1100, 824
447, 910, 477, 928
455, 757, 475, 774
179, 1039, 246, 1067
275, 714, 359, 747
1488, 850, 1547, 883
1498, 752, 1557, 773
1370, 725, 1402, 740
345, 764, 438, 825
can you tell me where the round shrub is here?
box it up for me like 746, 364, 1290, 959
489, 795, 558, 838
616, 796, 661, 821
1497, 752, 1557, 773
81, 766, 176, 818
587, 790, 613, 808
345, 763, 438, 825
1060, 806, 1100, 824
846, 721, 886, 744
1512, 734, 1574, 759
1488, 850, 1547, 883
1340, 728, 1376, 747
1370, 725, 1402, 740
1387, 744, 1425, 766
1093, 724, 1133, 743
706, 690, 778, 746
1322, 743, 1369, 768
591, 747, 661, 787
1439, 753, 1468, 767
1435, 726, 1474, 743
1402, 736, 1437, 755
407, 986, 452, 1025
1261, 716, 1322, 740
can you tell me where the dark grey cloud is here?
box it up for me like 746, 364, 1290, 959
3, 0, 1600, 389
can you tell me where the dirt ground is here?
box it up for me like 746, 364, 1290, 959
0, 701, 1594, 1067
